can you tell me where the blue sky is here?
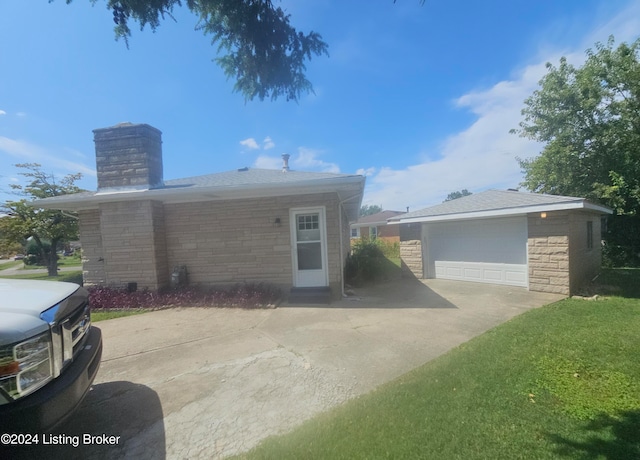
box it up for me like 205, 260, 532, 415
1, 0, 639, 212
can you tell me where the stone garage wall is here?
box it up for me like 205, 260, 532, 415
527, 211, 571, 295
399, 223, 422, 278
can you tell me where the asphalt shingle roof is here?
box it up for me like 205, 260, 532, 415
164, 168, 354, 188
392, 189, 608, 221
34, 167, 365, 221
354, 210, 404, 225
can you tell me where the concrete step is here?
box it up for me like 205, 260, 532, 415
287, 287, 332, 305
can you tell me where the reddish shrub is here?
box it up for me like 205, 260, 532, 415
88, 283, 281, 310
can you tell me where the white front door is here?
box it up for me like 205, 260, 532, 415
291, 207, 328, 287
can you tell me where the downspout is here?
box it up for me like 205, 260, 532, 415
338, 193, 362, 298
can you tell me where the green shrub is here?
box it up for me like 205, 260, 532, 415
346, 239, 387, 285
376, 239, 399, 258
24, 254, 39, 265
602, 215, 640, 267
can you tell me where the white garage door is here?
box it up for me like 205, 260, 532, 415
426, 217, 528, 287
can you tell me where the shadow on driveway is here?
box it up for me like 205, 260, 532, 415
5, 381, 165, 460
342, 277, 458, 309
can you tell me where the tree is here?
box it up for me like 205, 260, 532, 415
513, 36, 640, 215
0, 164, 83, 276
444, 189, 472, 202
360, 204, 383, 217
57, 0, 329, 102
512, 36, 640, 265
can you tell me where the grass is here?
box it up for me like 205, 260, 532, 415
0, 260, 22, 271
591, 267, 640, 298
92, 310, 147, 322
0, 269, 140, 322
237, 270, 640, 460
0, 270, 83, 283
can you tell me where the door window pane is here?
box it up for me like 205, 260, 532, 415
297, 242, 322, 270
297, 214, 320, 241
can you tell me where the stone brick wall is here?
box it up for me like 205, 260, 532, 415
93, 123, 163, 190
399, 223, 422, 278
400, 240, 423, 278
163, 193, 344, 298
98, 200, 168, 290
76, 191, 348, 297
78, 209, 105, 286
527, 212, 571, 295
150, 200, 170, 288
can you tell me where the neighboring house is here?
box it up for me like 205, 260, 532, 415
389, 190, 612, 295
350, 210, 404, 242
36, 123, 365, 300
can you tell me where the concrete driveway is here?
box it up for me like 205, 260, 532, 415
44, 278, 563, 459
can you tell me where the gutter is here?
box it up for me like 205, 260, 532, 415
34, 175, 366, 211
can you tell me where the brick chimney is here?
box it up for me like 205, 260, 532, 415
93, 122, 164, 191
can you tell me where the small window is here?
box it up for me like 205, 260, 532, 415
351, 227, 360, 238
587, 221, 593, 250
298, 214, 319, 231
370, 226, 378, 239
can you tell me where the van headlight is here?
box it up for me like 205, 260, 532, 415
0, 332, 53, 403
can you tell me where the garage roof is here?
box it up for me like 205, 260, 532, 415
389, 190, 612, 224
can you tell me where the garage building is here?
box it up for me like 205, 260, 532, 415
390, 190, 612, 295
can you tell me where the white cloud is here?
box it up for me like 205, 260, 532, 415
356, 167, 376, 177
254, 155, 282, 169
241, 136, 276, 151
239, 138, 259, 150
252, 147, 341, 173
0, 110, 6, 116
263, 136, 275, 150
361, 64, 546, 211
579, 0, 640, 48
360, 2, 640, 212
294, 147, 340, 173
0, 136, 96, 178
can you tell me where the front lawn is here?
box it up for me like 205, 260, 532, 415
0, 260, 23, 271
0, 270, 83, 283
238, 271, 640, 459
92, 309, 147, 322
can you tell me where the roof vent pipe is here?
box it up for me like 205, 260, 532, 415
282, 153, 290, 172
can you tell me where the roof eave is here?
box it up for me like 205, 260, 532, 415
34, 175, 366, 219
390, 201, 612, 224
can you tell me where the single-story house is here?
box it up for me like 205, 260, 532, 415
350, 210, 404, 242
389, 190, 612, 295
36, 123, 365, 300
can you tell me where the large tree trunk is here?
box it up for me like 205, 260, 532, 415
47, 238, 59, 277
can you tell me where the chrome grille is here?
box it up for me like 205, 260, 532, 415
43, 291, 91, 378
